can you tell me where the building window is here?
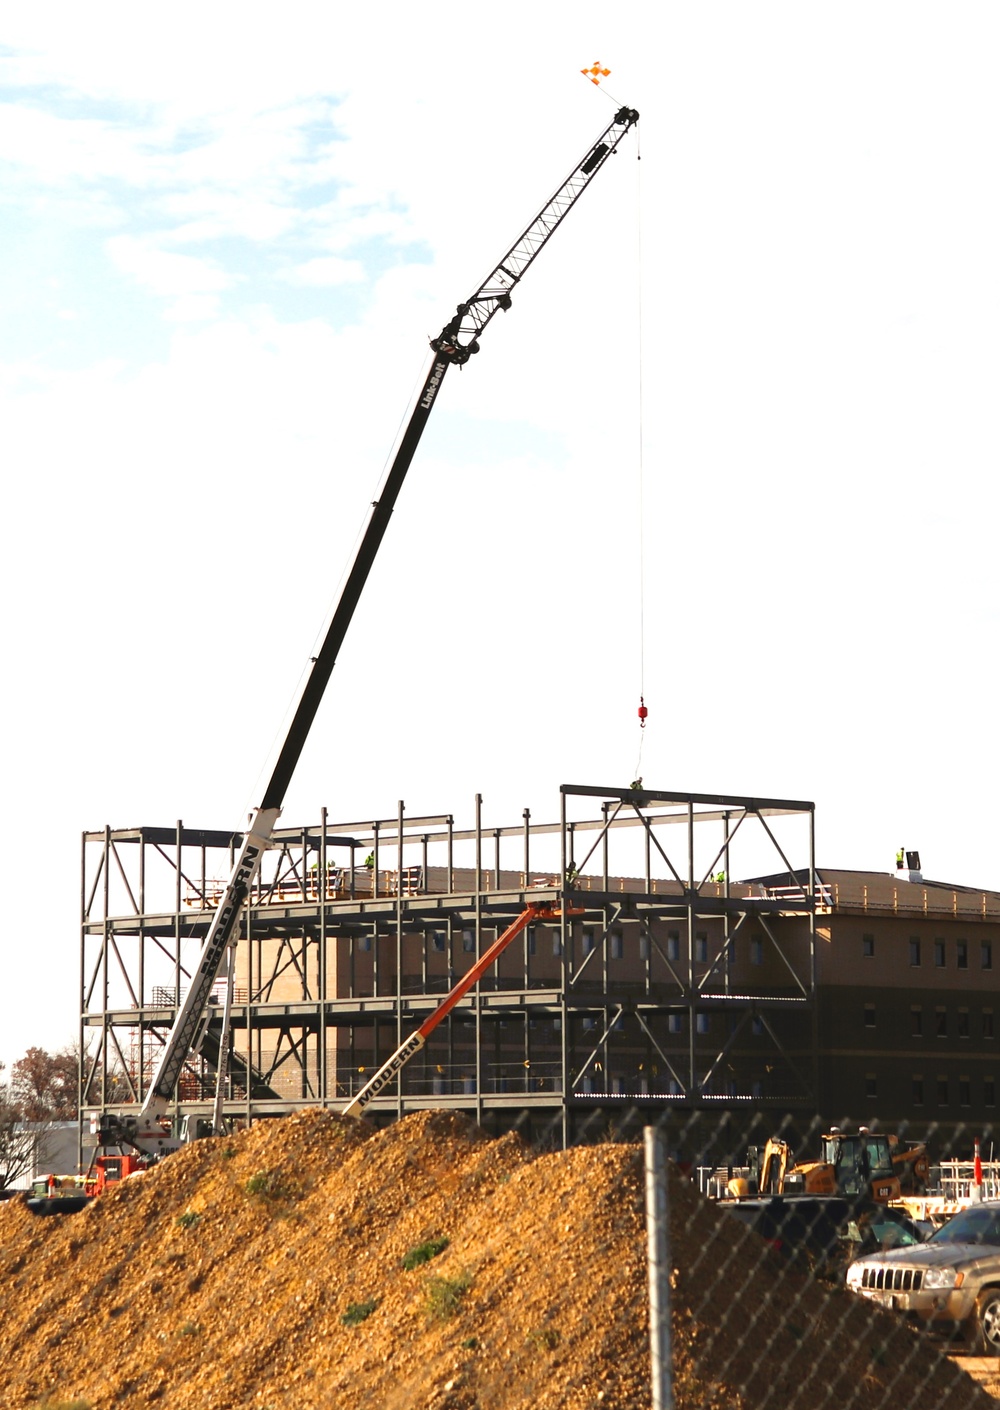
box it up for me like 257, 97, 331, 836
668, 1013, 683, 1034
960, 1076, 971, 1107
432, 931, 446, 952
552, 933, 562, 957
667, 1078, 682, 1096
866, 1073, 878, 1100
862, 933, 875, 958
911, 1006, 923, 1036
909, 938, 921, 966
696, 1012, 710, 1035
527, 928, 537, 956
934, 939, 946, 968
610, 931, 624, 961
666, 931, 680, 962
937, 1076, 949, 1106
695, 933, 708, 963
864, 1004, 876, 1029
959, 1009, 970, 1039
751, 938, 763, 966
462, 928, 475, 953
984, 1010, 995, 1040
936, 1008, 948, 1038
582, 1015, 596, 1032
359, 934, 372, 953
957, 940, 969, 970
913, 1076, 924, 1106
582, 929, 595, 956
986, 1077, 996, 1108
639, 934, 650, 961
752, 1016, 764, 1036
983, 941, 994, 971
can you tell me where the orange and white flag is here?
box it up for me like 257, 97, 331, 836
581, 63, 611, 86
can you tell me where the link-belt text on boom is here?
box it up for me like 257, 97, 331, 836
420, 362, 447, 409
199, 843, 261, 973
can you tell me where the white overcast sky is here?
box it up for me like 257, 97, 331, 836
1, 3, 998, 1067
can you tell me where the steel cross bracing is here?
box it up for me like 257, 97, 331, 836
82, 784, 822, 1150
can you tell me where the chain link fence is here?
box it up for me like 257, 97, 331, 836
635, 1107, 1000, 1409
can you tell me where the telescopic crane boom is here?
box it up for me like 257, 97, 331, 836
127, 103, 639, 1136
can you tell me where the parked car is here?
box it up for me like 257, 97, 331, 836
721, 1195, 925, 1279
846, 1198, 1000, 1352
861, 1204, 928, 1253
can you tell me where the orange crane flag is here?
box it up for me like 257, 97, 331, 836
581, 63, 611, 85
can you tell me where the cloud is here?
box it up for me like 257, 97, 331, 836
105, 234, 232, 300
0, 100, 161, 186
281, 256, 365, 287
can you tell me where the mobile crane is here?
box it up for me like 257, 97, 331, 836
78, 103, 639, 1174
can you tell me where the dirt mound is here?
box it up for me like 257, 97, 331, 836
0, 1109, 990, 1409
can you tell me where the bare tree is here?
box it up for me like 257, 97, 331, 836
0, 1063, 42, 1192
11, 1046, 78, 1122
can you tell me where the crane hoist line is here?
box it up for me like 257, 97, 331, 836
101, 103, 639, 1152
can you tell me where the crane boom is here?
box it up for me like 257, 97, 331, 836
135, 103, 639, 1128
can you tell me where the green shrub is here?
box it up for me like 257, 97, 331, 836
244, 1169, 294, 1203
424, 1271, 471, 1321
527, 1326, 561, 1352
342, 1297, 378, 1327
402, 1237, 449, 1271
175, 1210, 201, 1229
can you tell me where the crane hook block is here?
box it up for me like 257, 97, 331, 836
638, 696, 648, 728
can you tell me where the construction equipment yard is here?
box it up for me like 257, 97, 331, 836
6, 24, 999, 1410
1, 1108, 996, 1410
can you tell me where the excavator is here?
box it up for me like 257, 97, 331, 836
730, 1127, 929, 1204
28, 104, 640, 1211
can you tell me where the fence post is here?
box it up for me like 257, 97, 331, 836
644, 1125, 673, 1410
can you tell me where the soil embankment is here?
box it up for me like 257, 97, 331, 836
0, 1109, 990, 1409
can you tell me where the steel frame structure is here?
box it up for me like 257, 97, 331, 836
80, 783, 819, 1149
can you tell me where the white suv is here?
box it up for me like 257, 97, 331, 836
847, 1200, 1000, 1354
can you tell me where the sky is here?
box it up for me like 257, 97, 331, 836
1, 3, 998, 1068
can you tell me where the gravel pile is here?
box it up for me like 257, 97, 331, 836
0, 1108, 990, 1409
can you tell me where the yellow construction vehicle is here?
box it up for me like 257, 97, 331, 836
730, 1127, 929, 1204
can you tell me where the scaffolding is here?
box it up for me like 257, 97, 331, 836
80, 783, 820, 1149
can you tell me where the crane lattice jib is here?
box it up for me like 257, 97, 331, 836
431, 106, 638, 363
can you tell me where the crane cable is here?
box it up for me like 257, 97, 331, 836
583, 72, 648, 786
633, 121, 648, 788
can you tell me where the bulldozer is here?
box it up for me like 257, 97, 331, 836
730, 1127, 929, 1204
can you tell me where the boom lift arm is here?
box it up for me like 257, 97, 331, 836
343, 900, 583, 1117
127, 103, 638, 1135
